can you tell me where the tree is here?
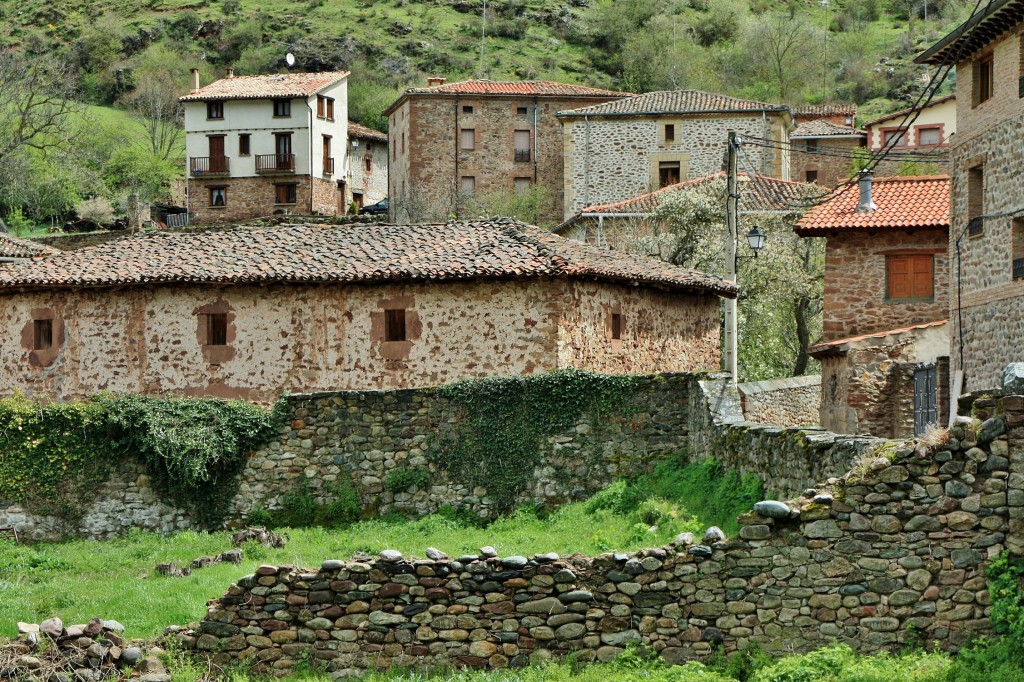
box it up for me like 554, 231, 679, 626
122, 45, 187, 162
745, 12, 824, 103
0, 50, 80, 167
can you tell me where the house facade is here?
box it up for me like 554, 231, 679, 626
863, 95, 955, 177
557, 91, 792, 220
0, 219, 733, 403
180, 70, 349, 225
347, 121, 388, 210
385, 79, 629, 226
789, 119, 866, 187
917, 0, 1024, 393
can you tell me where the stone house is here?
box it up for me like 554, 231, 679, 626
180, 70, 350, 225
0, 218, 734, 403
792, 104, 858, 127
557, 90, 793, 220
346, 121, 388, 211
789, 119, 866, 187
862, 94, 955, 177
797, 174, 951, 436
917, 0, 1024, 394
384, 78, 629, 226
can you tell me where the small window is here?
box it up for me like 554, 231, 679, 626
886, 254, 934, 300
462, 105, 474, 114
209, 187, 227, 207
239, 133, 251, 156
805, 139, 819, 153
275, 183, 297, 204
883, 129, 907, 147
385, 309, 407, 342
658, 161, 681, 188
317, 96, 325, 118
664, 124, 675, 143
517, 106, 528, 115
805, 169, 819, 183
968, 165, 984, 234
207, 101, 223, 119
514, 130, 531, 162
206, 313, 228, 346
918, 127, 942, 146
326, 98, 334, 120
364, 156, 372, 172
514, 177, 531, 195
460, 176, 475, 195
401, 132, 405, 154
975, 54, 994, 105
33, 319, 53, 351
460, 128, 475, 150
273, 99, 291, 117
611, 313, 623, 341
1013, 218, 1024, 279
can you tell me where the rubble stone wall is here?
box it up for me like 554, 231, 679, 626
738, 375, 821, 428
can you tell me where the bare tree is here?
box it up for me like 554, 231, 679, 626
0, 50, 80, 164
747, 12, 823, 103
125, 73, 185, 162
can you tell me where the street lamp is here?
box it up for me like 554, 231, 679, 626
745, 226, 766, 256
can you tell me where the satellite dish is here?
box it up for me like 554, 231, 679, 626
285, 52, 296, 67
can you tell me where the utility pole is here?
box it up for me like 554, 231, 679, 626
724, 131, 739, 385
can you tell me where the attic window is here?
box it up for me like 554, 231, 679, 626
273, 99, 291, 117
33, 319, 53, 351
207, 102, 223, 119
462, 105, 474, 114
805, 139, 819, 153
517, 106, 528, 115
385, 309, 407, 342
975, 54, 994, 106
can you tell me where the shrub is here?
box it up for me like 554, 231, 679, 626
384, 468, 430, 492
272, 476, 361, 528
75, 197, 116, 226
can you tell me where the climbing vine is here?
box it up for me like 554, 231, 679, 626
431, 369, 640, 512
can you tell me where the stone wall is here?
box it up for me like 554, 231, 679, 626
789, 137, 862, 187
561, 113, 789, 219
738, 375, 821, 427
181, 390, 1024, 676
348, 141, 388, 206
189, 176, 344, 226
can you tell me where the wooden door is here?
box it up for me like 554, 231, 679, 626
208, 136, 227, 172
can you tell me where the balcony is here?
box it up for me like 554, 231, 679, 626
190, 156, 230, 177
514, 149, 531, 163
323, 157, 335, 175
256, 153, 296, 173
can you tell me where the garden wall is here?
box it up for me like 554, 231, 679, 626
180, 391, 1024, 675
738, 375, 821, 428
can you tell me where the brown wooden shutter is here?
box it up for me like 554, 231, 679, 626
911, 255, 934, 298
888, 256, 911, 299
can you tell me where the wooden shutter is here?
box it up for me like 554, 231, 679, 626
887, 255, 933, 299
911, 255, 934, 298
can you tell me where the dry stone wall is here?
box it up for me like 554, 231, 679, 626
181, 391, 1024, 676
738, 375, 821, 428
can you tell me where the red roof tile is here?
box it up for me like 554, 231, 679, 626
792, 104, 858, 117
0, 233, 59, 259
795, 175, 950, 234
862, 94, 955, 128
348, 121, 387, 143
790, 120, 865, 138
0, 219, 736, 298
809, 320, 948, 357
557, 90, 787, 117
402, 79, 629, 98
180, 72, 349, 102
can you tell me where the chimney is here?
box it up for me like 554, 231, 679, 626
427, 76, 446, 87
190, 68, 200, 94
855, 170, 876, 214
225, 67, 234, 79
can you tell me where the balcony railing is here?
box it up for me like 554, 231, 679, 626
256, 153, 296, 173
323, 157, 335, 175
190, 156, 230, 176
514, 149, 531, 163
968, 216, 984, 237
1014, 258, 1024, 280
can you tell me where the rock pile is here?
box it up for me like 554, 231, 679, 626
156, 549, 243, 578
232, 527, 287, 549
5, 617, 167, 681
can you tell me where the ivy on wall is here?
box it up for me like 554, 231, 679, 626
431, 369, 640, 512
0, 393, 281, 530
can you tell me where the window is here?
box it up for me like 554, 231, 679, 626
664, 124, 675, 143
514, 177, 531, 195
883, 128, 907, 147
514, 130, 531, 162
1013, 218, 1024, 279
206, 102, 223, 119
322, 135, 333, 174
968, 165, 984, 235
460, 176, 476, 195
238, 134, 251, 156
209, 187, 227, 207
352, 192, 363, 210
517, 106, 528, 115
273, 99, 291, 117
917, 127, 942, 146
805, 169, 819, 183
1020, 35, 1024, 98
975, 54, 994, 105
610, 313, 623, 341
364, 156, 372, 172
392, 139, 396, 161
658, 161, 681, 187
326, 98, 334, 120
401, 132, 405, 154
275, 183, 297, 204
886, 254, 934, 300
33, 319, 53, 351
462, 105, 474, 114
460, 128, 475, 150
206, 313, 228, 346
805, 139, 819, 153
385, 309, 406, 342
317, 95, 335, 120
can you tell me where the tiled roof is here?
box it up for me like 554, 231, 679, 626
795, 175, 950, 234
862, 94, 955, 127
792, 104, 858, 117
790, 120, 865, 138
0, 219, 736, 297
554, 173, 819, 233
0, 233, 60, 259
179, 72, 349, 102
348, 121, 387, 143
402, 79, 628, 98
557, 90, 786, 117
809, 320, 948, 358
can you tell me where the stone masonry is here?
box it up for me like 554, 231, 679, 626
190, 176, 320, 226
738, 375, 821, 428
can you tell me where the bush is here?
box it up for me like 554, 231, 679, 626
272, 476, 362, 528
75, 197, 116, 226
384, 468, 430, 492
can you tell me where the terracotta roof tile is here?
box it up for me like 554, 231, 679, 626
402, 79, 629, 98
557, 90, 787, 117
0, 219, 736, 297
0, 233, 60, 259
796, 175, 950, 234
792, 104, 858, 117
790, 120, 865, 138
348, 121, 387, 143
179, 72, 349, 102
809, 320, 948, 357
862, 94, 955, 127
555, 173, 819, 233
